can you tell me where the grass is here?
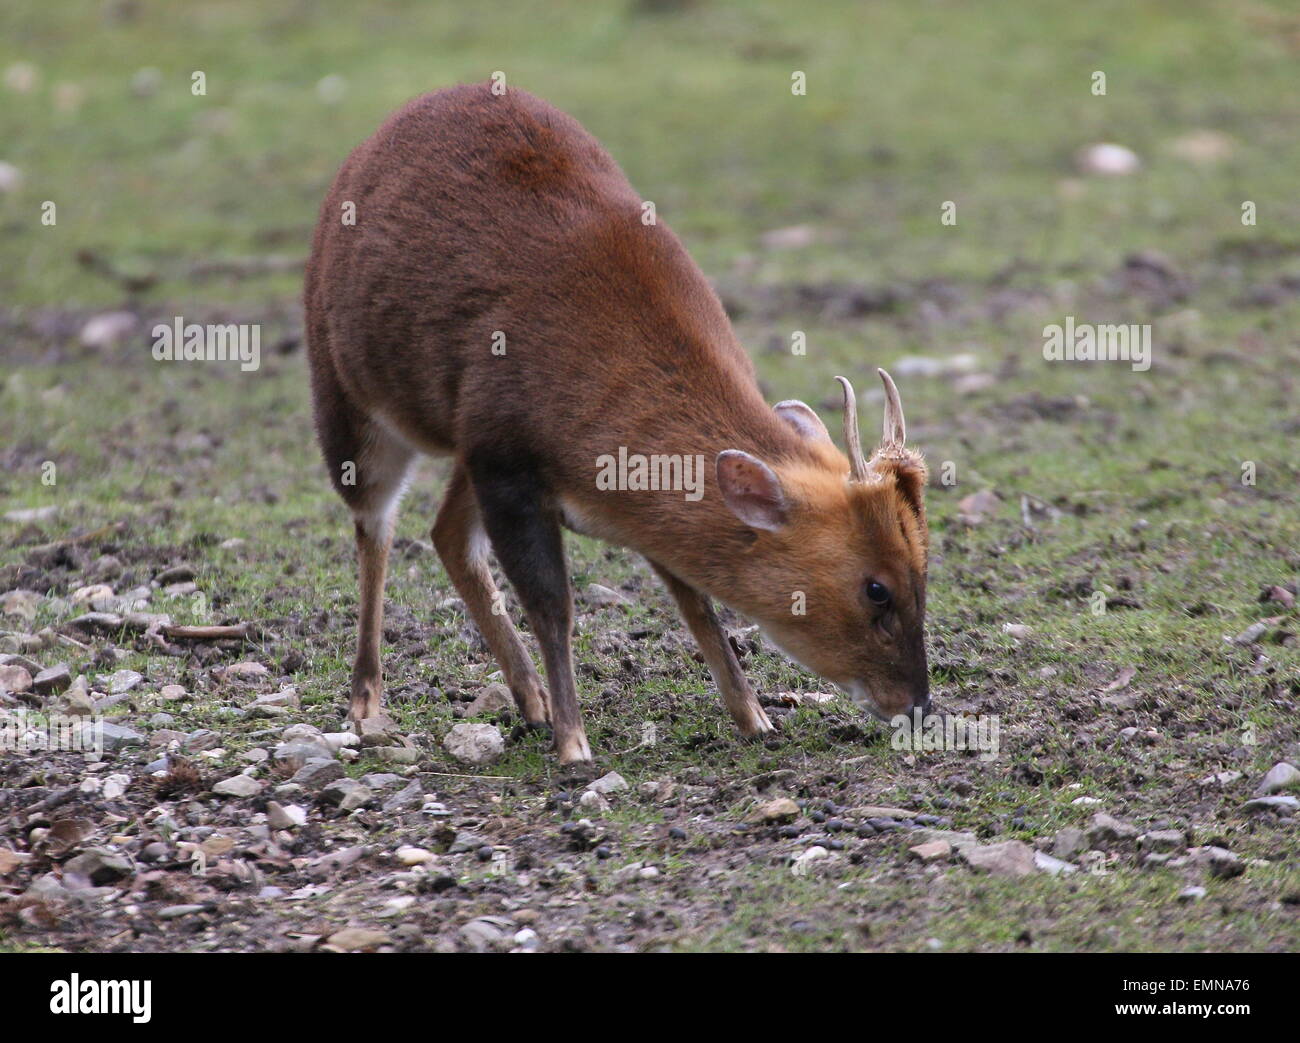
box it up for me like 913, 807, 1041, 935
4, 0, 1300, 305
1, 0, 1298, 952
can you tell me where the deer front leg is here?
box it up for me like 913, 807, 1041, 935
469, 454, 592, 765
433, 463, 552, 727
648, 560, 774, 738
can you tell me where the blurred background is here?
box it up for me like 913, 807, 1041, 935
3, 0, 1298, 308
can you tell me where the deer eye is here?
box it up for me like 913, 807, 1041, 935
866, 580, 891, 607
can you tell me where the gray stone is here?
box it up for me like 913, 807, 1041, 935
913, 828, 979, 853
1086, 813, 1140, 847
321, 731, 359, 754
1178, 886, 1207, 903
1052, 827, 1086, 859
281, 723, 325, 742
102, 669, 143, 694
32, 663, 71, 695
1254, 762, 1300, 797
1, 589, 44, 621
459, 916, 513, 952
157, 904, 205, 919
266, 802, 307, 829
326, 927, 389, 952
1033, 852, 1078, 875
71, 583, 114, 605
583, 583, 630, 608
1137, 829, 1186, 854
752, 798, 800, 824
122, 611, 171, 632
372, 745, 419, 765
86, 555, 124, 582
1187, 846, 1244, 879
358, 714, 403, 747
321, 777, 372, 810
213, 774, 264, 798
57, 676, 95, 716
589, 771, 629, 795
274, 741, 336, 770
93, 693, 133, 714
0, 652, 42, 672
1243, 795, 1299, 813
0, 664, 33, 693
63, 847, 133, 885
449, 830, 488, 854
0, 633, 43, 655
1232, 620, 1271, 645
153, 564, 196, 585
361, 772, 403, 790
292, 760, 345, 790
961, 840, 1037, 877
251, 687, 299, 709
139, 842, 170, 863
459, 683, 513, 718
94, 722, 144, 752
79, 311, 136, 349
223, 661, 270, 682
443, 723, 504, 766
382, 780, 424, 813
66, 611, 125, 634
25, 873, 70, 899
246, 704, 290, 720
909, 840, 952, 863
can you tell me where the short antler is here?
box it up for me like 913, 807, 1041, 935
877, 368, 906, 449
835, 376, 871, 483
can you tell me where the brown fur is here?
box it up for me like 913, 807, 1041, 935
305, 84, 931, 763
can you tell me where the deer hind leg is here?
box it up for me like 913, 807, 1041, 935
318, 399, 415, 723
648, 560, 774, 738
468, 452, 591, 765
432, 462, 551, 727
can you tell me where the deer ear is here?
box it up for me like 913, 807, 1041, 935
716, 450, 788, 532
773, 400, 832, 445
877, 452, 928, 529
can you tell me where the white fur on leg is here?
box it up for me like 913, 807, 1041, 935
352, 424, 415, 542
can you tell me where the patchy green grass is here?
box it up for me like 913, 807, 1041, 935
4, 0, 1300, 305
1, 0, 1298, 952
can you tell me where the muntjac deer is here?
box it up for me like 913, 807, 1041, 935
305, 84, 931, 765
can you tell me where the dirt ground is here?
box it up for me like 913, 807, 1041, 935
1, 1, 1298, 953
2, 254, 1298, 951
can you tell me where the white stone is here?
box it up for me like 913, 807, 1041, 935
443, 723, 504, 765
396, 846, 434, 866
213, 774, 264, 797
